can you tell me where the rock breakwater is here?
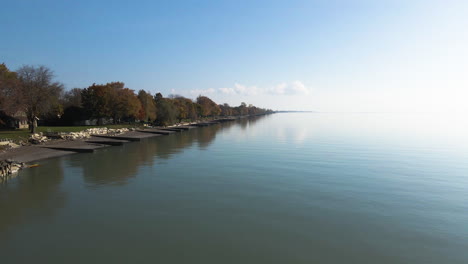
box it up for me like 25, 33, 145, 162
31, 127, 132, 143
0, 159, 25, 181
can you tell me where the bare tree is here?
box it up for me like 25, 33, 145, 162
16, 65, 64, 133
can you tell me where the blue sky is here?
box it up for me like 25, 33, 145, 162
1, 0, 467, 112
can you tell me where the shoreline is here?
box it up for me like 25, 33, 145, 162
0, 118, 237, 167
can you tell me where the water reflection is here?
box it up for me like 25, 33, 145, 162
238, 115, 270, 130
196, 124, 222, 149
0, 159, 65, 236
66, 119, 259, 187
266, 113, 312, 144
0, 116, 271, 236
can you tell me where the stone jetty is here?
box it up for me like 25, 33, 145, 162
136, 129, 175, 135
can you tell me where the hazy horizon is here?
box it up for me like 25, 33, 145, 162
1, 0, 467, 113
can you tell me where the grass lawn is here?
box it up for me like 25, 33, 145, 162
0, 124, 141, 142
0, 129, 30, 142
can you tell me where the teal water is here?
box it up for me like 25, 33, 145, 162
1, 113, 467, 263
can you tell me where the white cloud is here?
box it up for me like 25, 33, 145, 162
189, 88, 216, 96
215, 84, 262, 96
234, 83, 260, 96
197, 81, 310, 97
268, 81, 310, 95
219, 87, 235, 94
185, 81, 310, 103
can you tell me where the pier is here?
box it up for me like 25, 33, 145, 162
137, 129, 175, 135
86, 136, 130, 146
41, 141, 108, 153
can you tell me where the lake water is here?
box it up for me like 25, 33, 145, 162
1, 113, 467, 263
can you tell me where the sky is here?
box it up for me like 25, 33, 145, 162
1, 0, 467, 112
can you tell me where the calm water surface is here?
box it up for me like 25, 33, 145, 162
1, 113, 467, 263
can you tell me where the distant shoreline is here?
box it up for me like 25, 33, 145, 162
274, 111, 318, 113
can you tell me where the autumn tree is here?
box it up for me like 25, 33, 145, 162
16, 65, 64, 133
196, 95, 221, 117
154, 93, 178, 126
106, 82, 125, 122
219, 103, 233, 116
114, 88, 142, 122
81, 82, 140, 123
137, 90, 156, 122
0, 63, 22, 117
171, 95, 198, 122
81, 83, 113, 122
238, 102, 248, 116
184, 98, 198, 121
62, 88, 83, 108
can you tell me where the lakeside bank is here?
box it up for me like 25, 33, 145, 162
0, 117, 240, 181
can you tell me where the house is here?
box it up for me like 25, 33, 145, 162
0, 111, 28, 129
12, 111, 28, 129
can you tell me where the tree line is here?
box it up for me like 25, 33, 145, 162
0, 63, 273, 132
